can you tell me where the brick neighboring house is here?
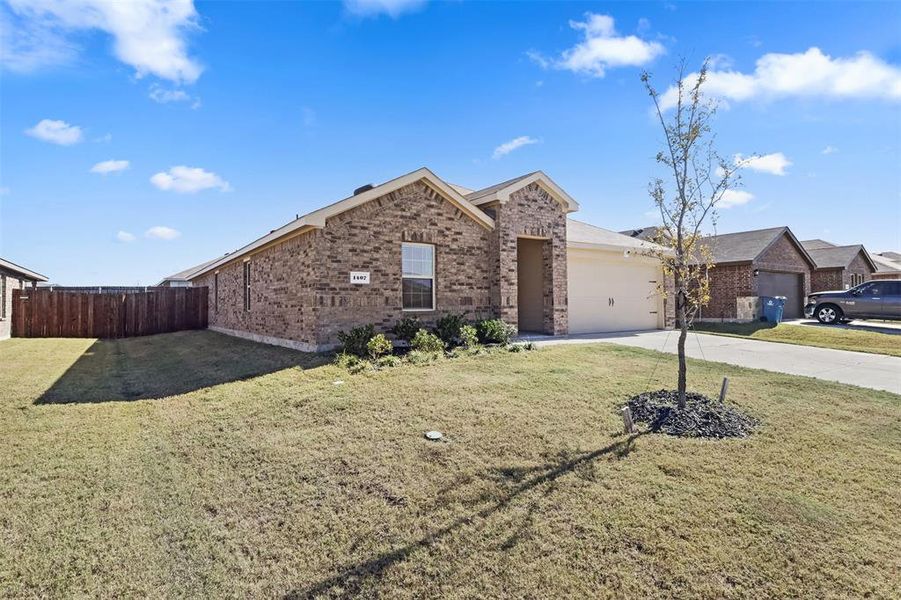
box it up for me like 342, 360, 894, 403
872, 252, 901, 280
1, 257, 48, 340
698, 227, 816, 321
800, 239, 877, 291
168, 168, 671, 351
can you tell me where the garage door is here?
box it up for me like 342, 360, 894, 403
567, 249, 661, 334
757, 271, 803, 319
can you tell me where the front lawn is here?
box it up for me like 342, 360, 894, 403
693, 321, 901, 357
1, 331, 899, 598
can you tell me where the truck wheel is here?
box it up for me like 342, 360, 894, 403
816, 304, 842, 324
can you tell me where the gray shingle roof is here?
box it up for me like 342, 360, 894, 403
159, 256, 226, 284
799, 239, 836, 250
803, 245, 871, 269
703, 227, 789, 264
465, 172, 538, 203
568, 219, 665, 251
620, 227, 664, 242
872, 253, 901, 273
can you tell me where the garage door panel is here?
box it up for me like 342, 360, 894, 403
757, 271, 802, 319
568, 251, 661, 334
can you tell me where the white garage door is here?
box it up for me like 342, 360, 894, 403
568, 249, 661, 334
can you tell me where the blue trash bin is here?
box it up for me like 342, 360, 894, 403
761, 296, 786, 323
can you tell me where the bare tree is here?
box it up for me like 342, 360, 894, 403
642, 59, 741, 409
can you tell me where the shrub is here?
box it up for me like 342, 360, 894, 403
433, 313, 467, 347
366, 333, 393, 359
406, 349, 441, 365
334, 352, 370, 373
459, 324, 479, 349
376, 355, 401, 369
391, 316, 422, 343
475, 319, 517, 345
411, 328, 445, 353
337, 324, 375, 357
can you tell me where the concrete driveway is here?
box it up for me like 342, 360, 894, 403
781, 318, 901, 335
521, 330, 901, 394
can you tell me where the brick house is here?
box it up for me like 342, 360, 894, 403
698, 227, 816, 321
800, 240, 877, 291
171, 168, 670, 351
871, 253, 901, 280
0, 257, 48, 340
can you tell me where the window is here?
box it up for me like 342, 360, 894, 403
859, 282, 881, 297
243, 261, 251, 311
214, 272, 219, 313
402, 243, 434, 310
0, 275, 5, 319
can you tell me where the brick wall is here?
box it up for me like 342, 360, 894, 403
195, 181, 494, 349
810, 268, 844, 293
490, 183, 568, 334
755, 234, 812, 300
703, 263, 754, 319
0, 270, 28, 340
312, 181, 493, 345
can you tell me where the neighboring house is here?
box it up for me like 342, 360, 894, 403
871, 253, 901, 280
1, 257, 48, 340
620, 226, 664, 242
800, 240, 877, 291
698, 227, 815, 321
158, 256, 225, 287
176, 167, 670, 351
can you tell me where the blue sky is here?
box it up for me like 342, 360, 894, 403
1, 0, 899, 285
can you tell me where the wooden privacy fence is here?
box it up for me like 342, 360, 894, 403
12, 287, 208, 338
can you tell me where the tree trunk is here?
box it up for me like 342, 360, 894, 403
677, 292, 688, 409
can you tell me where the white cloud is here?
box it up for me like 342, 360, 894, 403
94, 133, 112, 143
149, 84, 200, 107
116, 230, 136, 242
150, 166, 231, 193
25, 118, 83, 145
659, 48, 901, 111
343, 0, 425, 18
718, 189, 755, 208
734, 152, 792, 176
492, 136, 539, 159
91, 159, 130, 175
530, 13, 665, 78
821, 145, 839, 155
145, 226, 180, 240
4, 0, 203, 83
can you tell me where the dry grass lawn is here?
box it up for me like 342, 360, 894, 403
693, 321, 901, 357
1, 331, 899, 598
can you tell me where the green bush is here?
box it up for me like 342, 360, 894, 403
334, 352, 370, 373
459, 324, 479, 349
366, 333, 393, 359
337, 324, 375, 357
406, 349, 441, 365
433, 313, 467, 347
376, 355, 401, 368
411, 328, 445, 353
475, 319, 517, 345
391, 316, 422, 343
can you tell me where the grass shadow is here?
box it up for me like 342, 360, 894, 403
35, 330, 330, 404
285, 432, 645, 599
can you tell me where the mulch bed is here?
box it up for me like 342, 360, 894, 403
627, 389, 758, 438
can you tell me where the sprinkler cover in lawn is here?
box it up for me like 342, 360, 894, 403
425, 431, 443, 441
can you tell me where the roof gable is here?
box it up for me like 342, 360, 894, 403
805, 245, 877, 270
466, 171, 580, 213
190, 168, 495, 280
705, 226, 817, 269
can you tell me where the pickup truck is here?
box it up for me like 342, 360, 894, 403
805, 280, 901, 324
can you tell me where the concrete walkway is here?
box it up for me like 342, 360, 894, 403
519, 330, 901, 394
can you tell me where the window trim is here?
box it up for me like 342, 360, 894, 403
401, 242, 436, 312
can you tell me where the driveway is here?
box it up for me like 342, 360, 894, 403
521, 330, 901, 394
781, 318, 901, 335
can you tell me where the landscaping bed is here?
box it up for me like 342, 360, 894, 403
627, 389, 758, 438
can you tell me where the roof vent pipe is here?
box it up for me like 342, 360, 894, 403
353, 184, 374, 195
